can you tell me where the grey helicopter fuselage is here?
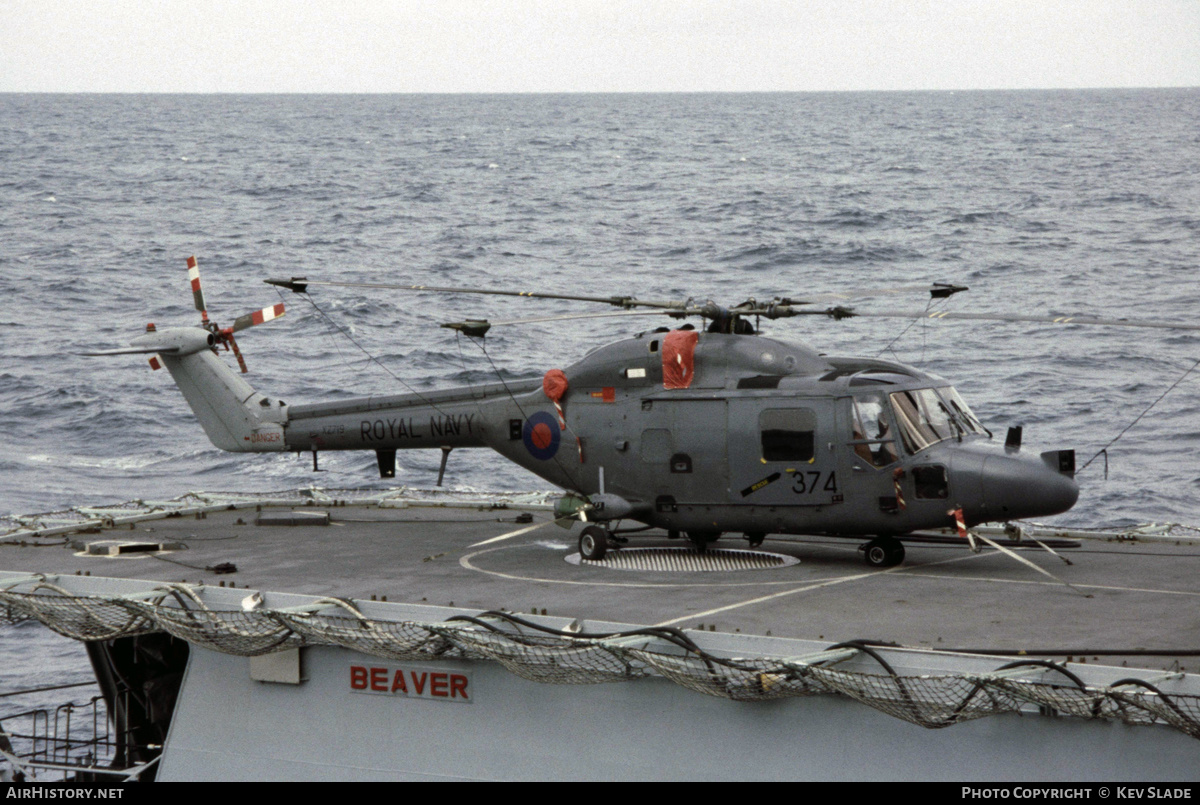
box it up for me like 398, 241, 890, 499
146, 321, 1079, 543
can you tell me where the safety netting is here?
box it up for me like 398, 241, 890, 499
2, 581, 1198, 741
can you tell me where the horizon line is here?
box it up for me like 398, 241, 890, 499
3, 85, 1199, 96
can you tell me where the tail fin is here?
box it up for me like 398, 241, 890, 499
159, 349, 287, 451
139, 329, 287, 452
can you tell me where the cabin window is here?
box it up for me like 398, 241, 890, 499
850, 394, 900, 468
759, 408, 815, 462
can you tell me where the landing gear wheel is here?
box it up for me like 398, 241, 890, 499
686, 531, 721, 553
579, 526, 609, 561
862, 537, 905, 568
745, 532, 765, 549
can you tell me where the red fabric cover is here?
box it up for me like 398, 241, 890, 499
543, 368, 569, 401
662, 330, 699, 389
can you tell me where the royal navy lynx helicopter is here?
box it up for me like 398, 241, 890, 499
87, 258, 1200, 567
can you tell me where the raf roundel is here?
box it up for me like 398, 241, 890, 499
522, 411, 561, 461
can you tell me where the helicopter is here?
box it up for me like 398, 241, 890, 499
86, 258, 1200, 567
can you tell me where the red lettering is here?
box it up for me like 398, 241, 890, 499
430, 672, 448, 697
354, 665, 469, 701
449, 674, 469, 700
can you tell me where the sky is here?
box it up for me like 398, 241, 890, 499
2, 0, 1198, 93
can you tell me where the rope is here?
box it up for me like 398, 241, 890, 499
297, 292, 453, 418
463, 336, 586, 495
1079, 356, 1200, 476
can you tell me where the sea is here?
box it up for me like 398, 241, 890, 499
2, 90, 1199, 718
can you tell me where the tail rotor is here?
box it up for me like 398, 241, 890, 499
185, 256, 286, 373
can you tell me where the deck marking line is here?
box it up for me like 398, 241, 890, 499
652, 552, 986, 627
898, 571, 1200, 598
652, 575, 873, 626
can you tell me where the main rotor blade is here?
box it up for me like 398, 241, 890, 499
232, 303, 286, 332
186, 256, 208, 322
443, 308, 704, 334
776, 282, 969, 306
77, 347, 182, 356
828, 308, 1200, 331
265, 277, 689, 311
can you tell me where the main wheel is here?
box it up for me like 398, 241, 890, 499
862, 537, 904, 568
579, 526, 609, 561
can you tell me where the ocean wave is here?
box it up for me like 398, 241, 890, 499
941, 211, 1013, 225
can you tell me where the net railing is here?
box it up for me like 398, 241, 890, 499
2, 581, 1198, 741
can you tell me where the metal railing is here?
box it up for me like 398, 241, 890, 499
0, 683, 159, 782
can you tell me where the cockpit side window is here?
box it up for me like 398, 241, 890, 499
849, 394, 899, 468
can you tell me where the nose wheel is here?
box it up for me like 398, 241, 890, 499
861, 537, 905, 568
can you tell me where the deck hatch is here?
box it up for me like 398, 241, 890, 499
78, 540, 186, 557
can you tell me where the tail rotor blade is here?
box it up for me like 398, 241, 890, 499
232, 303, 286, 332
224, 332, 249, 373
186, 256, 209, 323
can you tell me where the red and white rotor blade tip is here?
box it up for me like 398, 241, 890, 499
232, 303, 286, 332
186, 256, 208, 321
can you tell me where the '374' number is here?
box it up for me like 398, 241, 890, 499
792, 470, 837, 495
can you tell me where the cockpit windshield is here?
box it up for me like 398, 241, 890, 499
889, 387, 988, 454
938, 387, 988, 436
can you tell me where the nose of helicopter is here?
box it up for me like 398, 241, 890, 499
980, 451, 1079, 520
